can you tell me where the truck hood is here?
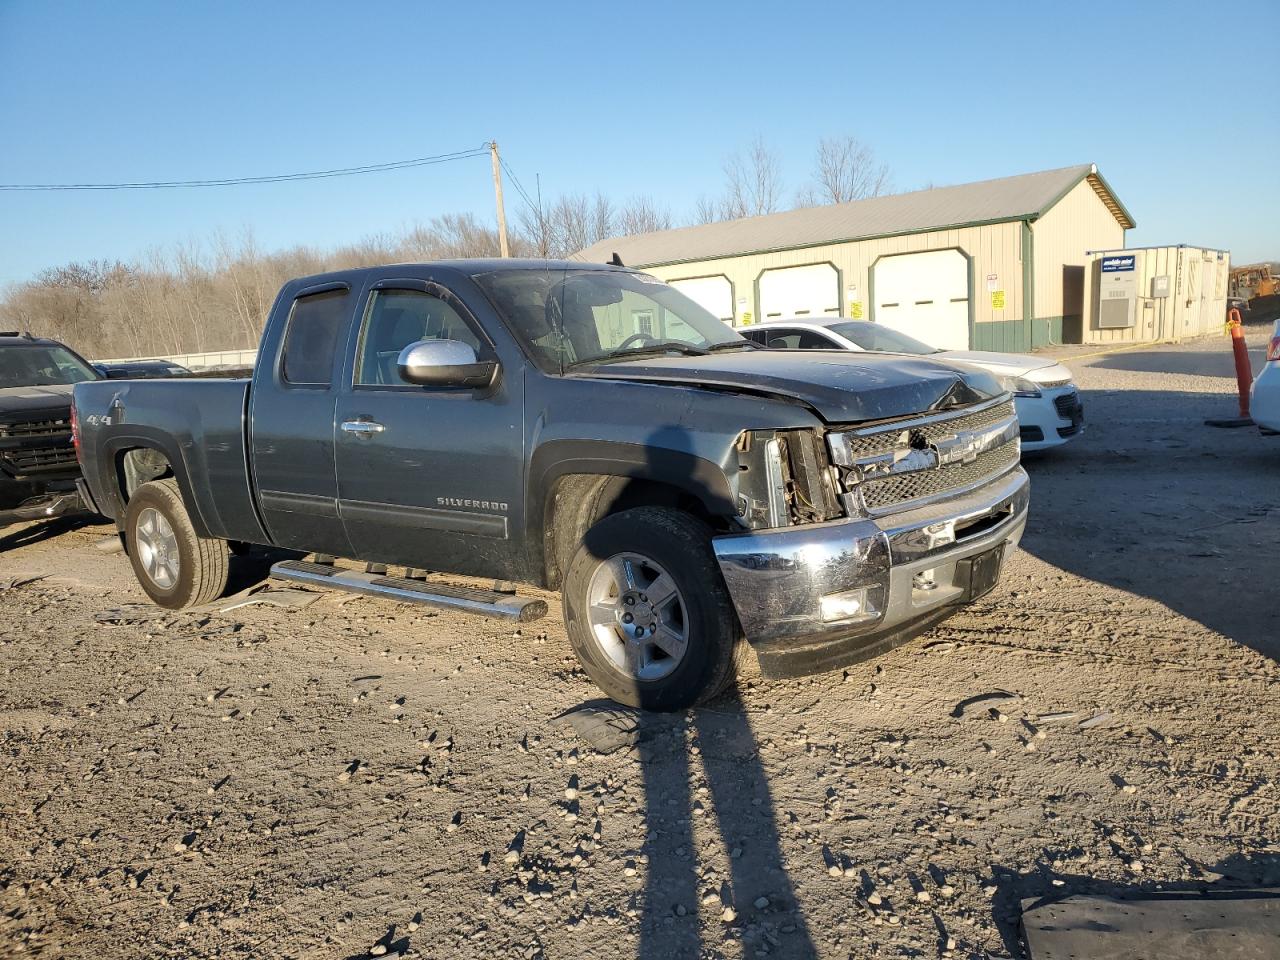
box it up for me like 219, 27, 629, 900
0, 383, 74, 419
577, 350, 1003, 424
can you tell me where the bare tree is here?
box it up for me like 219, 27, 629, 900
423, 212, 509, 259
616, 196, 672, 236
804, 135, 890, 205
517, 200, 555, 258
0, 172, 754, 359
690, 194, 723, 226
513, 191, 617, 258
720, 136, 782, 219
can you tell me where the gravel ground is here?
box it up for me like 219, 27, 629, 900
1, 330, 1278, 959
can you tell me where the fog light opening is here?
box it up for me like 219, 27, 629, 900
819, 585, 884, 625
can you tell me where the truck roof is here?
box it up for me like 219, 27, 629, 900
285, 258, 630, 290
0, 332, 72, 348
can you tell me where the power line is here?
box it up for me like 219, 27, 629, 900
0, 144, 490, 191
498, 156, 538, 212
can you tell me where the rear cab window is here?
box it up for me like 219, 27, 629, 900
280, 288, 350, 386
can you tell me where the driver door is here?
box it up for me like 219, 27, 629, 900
333, 280, 525, 578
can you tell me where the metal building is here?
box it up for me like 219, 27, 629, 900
575, 163, 1135, 351
1084, 245, 1229, 344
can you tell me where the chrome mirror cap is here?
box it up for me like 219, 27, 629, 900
396, 339, 498, 388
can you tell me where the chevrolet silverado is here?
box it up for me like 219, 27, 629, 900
73, 260, 1029, 709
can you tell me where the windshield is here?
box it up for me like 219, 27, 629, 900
473, 268, 744, 371
829, 321, 941, 355
0, 344, 99, 387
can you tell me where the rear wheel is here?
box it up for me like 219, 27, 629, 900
563, 507, 740, 710
124, 478, 229, 609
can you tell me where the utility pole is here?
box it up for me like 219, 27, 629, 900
490, 140, 510, 258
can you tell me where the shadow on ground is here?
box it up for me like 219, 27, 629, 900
1089, 348, 1268, 378
564, 685, 816, 959
1019, 386, 1280, 660
0, 515, 100, 552
224, 544, 302, 594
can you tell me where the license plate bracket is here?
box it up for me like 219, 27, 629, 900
959, 546, 1004, 601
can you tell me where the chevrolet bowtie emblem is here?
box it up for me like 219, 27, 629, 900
848, 416, 1018, 482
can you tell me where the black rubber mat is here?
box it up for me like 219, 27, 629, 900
1022, 889, 1280, 959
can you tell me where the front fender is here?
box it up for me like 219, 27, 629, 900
524, 437, 741, 588
528, 438, 738, 522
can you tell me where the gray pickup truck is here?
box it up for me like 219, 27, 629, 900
74, 260, 1029, 709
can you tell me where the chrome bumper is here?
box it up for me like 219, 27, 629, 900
713, 468, 1029, 674
0, 490, 87, 529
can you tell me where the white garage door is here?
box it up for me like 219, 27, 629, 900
873, 250, 970, 350
669, 275, 733, 323
759, 263, 840, 321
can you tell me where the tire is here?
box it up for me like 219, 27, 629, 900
123, 478, 229, 609
562, 506, 741, 711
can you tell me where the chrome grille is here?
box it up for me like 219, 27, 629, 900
859, 442, 1019, 511
834, 400, 1016, 462
829, 399, 1021, 516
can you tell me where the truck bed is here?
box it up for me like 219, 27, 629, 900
74, 377, 269, 544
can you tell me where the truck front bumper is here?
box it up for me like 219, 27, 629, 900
0, 490, 86, 530
712, 467, 1030, 677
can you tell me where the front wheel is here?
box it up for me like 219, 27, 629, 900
123, 478, 229, 609
563, 507, 741, 711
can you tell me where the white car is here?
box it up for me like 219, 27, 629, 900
1252, 319, 1280, 434
742, 318, 1083, 451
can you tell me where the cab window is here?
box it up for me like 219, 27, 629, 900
281, 289, 349, 386
355, 289, 482, 386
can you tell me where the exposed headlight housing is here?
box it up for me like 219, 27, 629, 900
1001, 375, 1042, 398
735, 429, 842, 529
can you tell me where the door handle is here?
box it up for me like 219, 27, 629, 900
341, 419, 386, 436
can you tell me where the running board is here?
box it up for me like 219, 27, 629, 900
269, 560, 548, 622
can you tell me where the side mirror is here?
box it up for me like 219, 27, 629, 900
396, 339, 498, 389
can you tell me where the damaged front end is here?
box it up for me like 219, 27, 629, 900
733, 428, 843, 529
714, 395, 1029, 678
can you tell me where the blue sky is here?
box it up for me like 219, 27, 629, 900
1, 0, 1276, 287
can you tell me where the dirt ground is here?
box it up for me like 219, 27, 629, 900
2, 329, 1278, 960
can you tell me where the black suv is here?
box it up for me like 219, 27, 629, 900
0, 332, 98, 529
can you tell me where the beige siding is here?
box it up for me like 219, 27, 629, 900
1081, 246, 1230, 344
1033, 178, 1125, 322
643, 221, 1026, 346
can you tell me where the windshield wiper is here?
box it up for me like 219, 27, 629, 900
581, 341, 711, 365
706, 340, 761, 352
